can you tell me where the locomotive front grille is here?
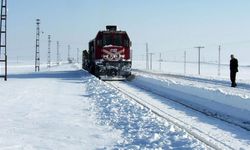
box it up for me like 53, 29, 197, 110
96, 60, 131, 77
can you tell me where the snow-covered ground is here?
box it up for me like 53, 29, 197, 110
125, 60, 250, 149
1, 60, 250, 149
0, 62, 211, 149
112, 81, 249, 148
132, 70, 250, 124
132, 60, 250, 81
132, 60, 250, 123
86, 77, 207, 149
0, 63, 121, 149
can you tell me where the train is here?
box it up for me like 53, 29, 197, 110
82, 25, 132, 80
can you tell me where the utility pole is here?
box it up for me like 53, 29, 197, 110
0, 0, 7, 80
146, 43, 149, 70
67, 45, 71, 63
56, 41, 60, 65
35, 19, 40, 72
47, 35, 51, 68
149, 53, 154, 70
159, 53, 163, 71
218, 45, 221, 76
77, 48, 79, 64
194, 46, 204, 75
184, 51, 186, 74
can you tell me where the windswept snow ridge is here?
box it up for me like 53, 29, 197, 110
85, 76, 208, 149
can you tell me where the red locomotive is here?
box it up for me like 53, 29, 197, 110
82, 25, 132, 80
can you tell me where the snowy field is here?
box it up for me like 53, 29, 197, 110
0, 62, 212, 149
132, 60, 250, 128
0, 63, 121, 149
0, 60, 250, 149
132, 60, 250, 82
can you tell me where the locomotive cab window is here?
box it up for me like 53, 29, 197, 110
103, 34, 112, 45
114, 34, 122, 46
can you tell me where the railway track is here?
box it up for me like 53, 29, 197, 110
105, 81, 237, 150
130, 71, 250, 131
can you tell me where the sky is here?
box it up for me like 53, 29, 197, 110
6, 0, 250, 64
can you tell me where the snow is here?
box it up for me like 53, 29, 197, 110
132, 70, 250, 124
0, 63, 121, 149
1, 61, 250, 149
86, 77, 206, 149
112, 79, 250, 149
132, 60, 250, 123
132, 60, 250, 81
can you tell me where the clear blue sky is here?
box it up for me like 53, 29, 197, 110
7, 0, 250, 64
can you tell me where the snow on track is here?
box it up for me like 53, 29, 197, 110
109, 81, 250, 149
85, 77, 208, 149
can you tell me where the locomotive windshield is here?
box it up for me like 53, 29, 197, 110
103, 34, 123, 46
103, 34, 112, 45
114, 34, 122, 45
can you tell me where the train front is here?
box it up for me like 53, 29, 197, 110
95, 26, 132, 80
